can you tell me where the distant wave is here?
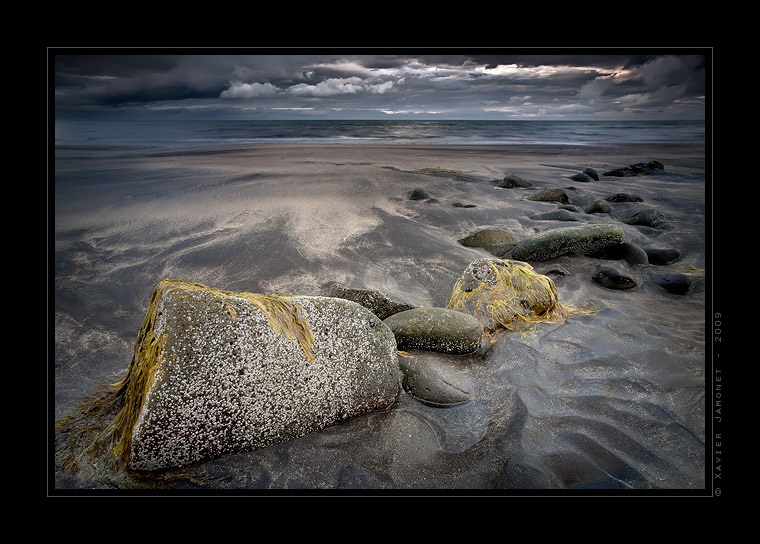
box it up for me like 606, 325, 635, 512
54, 119, 706, 148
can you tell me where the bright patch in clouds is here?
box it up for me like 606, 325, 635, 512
220, 81, 280, 99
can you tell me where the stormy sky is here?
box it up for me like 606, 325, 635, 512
52, 51, 708, 120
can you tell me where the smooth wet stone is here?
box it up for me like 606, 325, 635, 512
570, 172, 594, 182
528, 188, 572, 204
458, 227, 518, 257
604, 160, 664, 177
497, 174, 533, 188
536, 264, 572, 277
585, 199, 611, 214
327, 282, 416, 320
397, 350, 474, 406
606, 193, 644, 203
123, 280, 401, 471
530, 209, 581, 222
408, 188, 431, 200
592, 265, 638, 289
558, 204, 581, 212
591, 242, 649, 266
584, 168, 600, 181
509, 223, 625, 262
621, 206, 666, 227
654, 273, 692, 295
646, 247, 682, 265
383, 307, 484, 355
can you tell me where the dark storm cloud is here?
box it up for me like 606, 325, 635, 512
52, 51, 708, 119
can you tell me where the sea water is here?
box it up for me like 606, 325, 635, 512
54, 118, 705, 148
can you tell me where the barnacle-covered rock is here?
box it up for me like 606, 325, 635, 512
109, 279, 401, 472
447, 258, 582, 333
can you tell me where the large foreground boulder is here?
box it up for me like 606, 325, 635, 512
109, 279, 401, 472
447, 258, 581, 333
509, 223, 625, 262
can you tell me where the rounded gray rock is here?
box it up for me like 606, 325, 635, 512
530, 209, 581, 222
458, 227, 518, 257
570, 172, 594, 182
622, 206, 666, 227
592, 265, 638, 290
646, 247, 681, 265
654, 273, 692, 295
509, 223, 626, 262
327, 282, 415, 320
398, 351, 474, 406
528, 188, 572, 204
497, 174, 533, 188
383, 307, 484, 355
584, 168, 600, 181
585, 199, 611, 214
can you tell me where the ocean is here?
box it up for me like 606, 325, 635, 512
53, 118, 705, 148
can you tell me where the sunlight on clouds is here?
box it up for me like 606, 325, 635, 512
220, 81, 280, 99
288, 77, 397, 97
474, 63, 608, 79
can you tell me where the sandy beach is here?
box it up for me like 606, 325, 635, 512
54, 142, 707, 491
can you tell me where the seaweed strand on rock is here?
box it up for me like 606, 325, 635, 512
58, 279, 319, 471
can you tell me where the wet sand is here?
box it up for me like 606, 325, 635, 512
53, 143, 707, 491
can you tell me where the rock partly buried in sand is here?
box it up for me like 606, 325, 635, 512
447, 258, 578, 333
584, 168, 600, 181
585, 199, 611, 214
383, 308, 484, 355
645, 247, 681, 265
606, 193, 644, 203
536, 264, 572, 277
528, 188, 572, 204
497, 174, 533, 188
621, 206, 666, 227
530, 209, 581, 222
604, 160, 664, 177
108, 279, 401, 472
592, 265, 638, 289
408, 188, 432, 200
653, 273, 692, 295
458, 227, 518, 257
570, 172, 594, 182
590, 241, 649, 266
452, 202, 477, 208
509, 223, 625, 262
327, 282, 415, 320
397, 350, 474, 406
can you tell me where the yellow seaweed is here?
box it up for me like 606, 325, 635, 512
447, 259, 589, 334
